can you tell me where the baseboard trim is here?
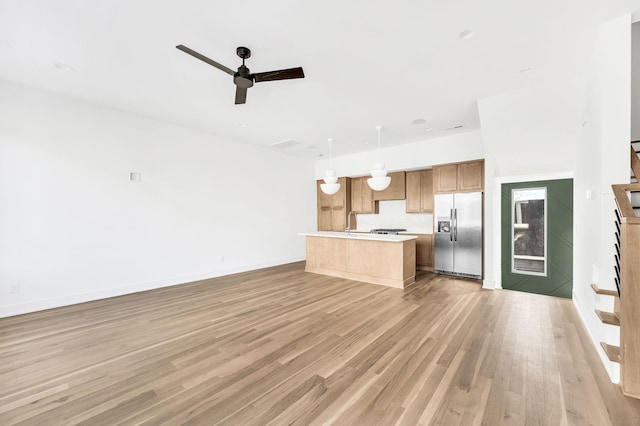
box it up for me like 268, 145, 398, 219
0, 256, 305, 318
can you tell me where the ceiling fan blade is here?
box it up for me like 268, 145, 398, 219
176, 45, 235, 76
235, 86, 247, 104
253, 67, 305, 83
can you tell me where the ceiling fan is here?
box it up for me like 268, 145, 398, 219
176, 45, 305, 105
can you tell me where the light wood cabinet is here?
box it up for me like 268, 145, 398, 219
373, 171, 406, 201
406, 234, 434, 271
433, 160, 484, 193
406, 170, 434, 213
351, 177, 376, 214
458, 161, 484, 192
433, 164, 458, 193
317, 177, 351, 231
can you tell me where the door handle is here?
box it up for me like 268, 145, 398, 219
454, 208, 458, 242
450, 209, 453, 242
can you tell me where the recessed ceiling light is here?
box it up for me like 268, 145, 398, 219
519, 67, 533, 74
425, 128, 432, 131
238, 123, 248, 128
412, 118, 426, 125
459, 30, 474, 40
53, 62, 74, 72
308, 145, 316, 149
362, 140, 369, 145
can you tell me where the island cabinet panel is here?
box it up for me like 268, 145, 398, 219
306, 236, 348, 271
433, 160, 484, 193
406, 170, 434, 213
373, 172, 406, 201
317, 177, 351, 231
304, 234, 416, 289
347, 240, 406, 280
351, 177, 376, 214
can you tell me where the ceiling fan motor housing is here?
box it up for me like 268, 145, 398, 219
234, 65, 254, 88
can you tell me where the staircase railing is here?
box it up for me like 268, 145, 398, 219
612, 184, 640, 221
612, 181, 640, 398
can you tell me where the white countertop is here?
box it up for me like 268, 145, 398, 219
298, 231, 417, 242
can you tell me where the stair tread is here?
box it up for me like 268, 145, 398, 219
591, 283, 618, 296
601, 342, 621, 363
595, 309, 620, 326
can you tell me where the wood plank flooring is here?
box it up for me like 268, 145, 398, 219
1, 262, 640, 425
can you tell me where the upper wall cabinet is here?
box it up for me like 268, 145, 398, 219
373, 171, 406, 201
433, 160, 484, 193
457, 160, 484, 191
406, 169, 433, 213
351, 176, 376, 214
317, 177, 351, 231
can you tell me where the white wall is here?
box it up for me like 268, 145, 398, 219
572, 14, 632, 383
0, 80, 316, 317
479, 82, 583, 179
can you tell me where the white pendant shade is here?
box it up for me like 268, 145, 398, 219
367, 176, 391, 191
322, 169, 338, 184
320, 182, 341, 194
370, 162, 387, 178
320, 139, 341, 195
367, 127, 391, 191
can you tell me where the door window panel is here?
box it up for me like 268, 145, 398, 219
512, 188, 547, 276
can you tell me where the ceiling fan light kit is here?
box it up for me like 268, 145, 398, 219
367, 126, 391, 191
176, 45, 304, 105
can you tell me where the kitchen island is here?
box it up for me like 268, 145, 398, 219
298, 232, 417, 289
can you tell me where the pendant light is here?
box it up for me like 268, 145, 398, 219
320, 138, 341, 195
367, 125, 391, 191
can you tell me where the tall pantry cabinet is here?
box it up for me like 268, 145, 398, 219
317, 178, 351, 232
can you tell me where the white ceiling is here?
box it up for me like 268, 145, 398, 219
1, 0, 639, 159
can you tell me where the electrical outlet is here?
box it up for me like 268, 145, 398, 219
220, 256, 225, 264
9, 283, 19, 294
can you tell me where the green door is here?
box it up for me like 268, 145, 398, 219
501, 179, 573, 298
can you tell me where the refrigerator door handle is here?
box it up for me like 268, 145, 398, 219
449, 209, 453, 241
454, 208, 458, 241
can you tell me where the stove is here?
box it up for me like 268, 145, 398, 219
369, 228, 407, 235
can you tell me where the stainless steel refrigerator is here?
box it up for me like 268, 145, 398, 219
434, 192, 483, 279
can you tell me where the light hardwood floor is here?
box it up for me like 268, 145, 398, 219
1, 262, 640, 425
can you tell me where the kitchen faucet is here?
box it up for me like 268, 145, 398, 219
346, 211, 357, 234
